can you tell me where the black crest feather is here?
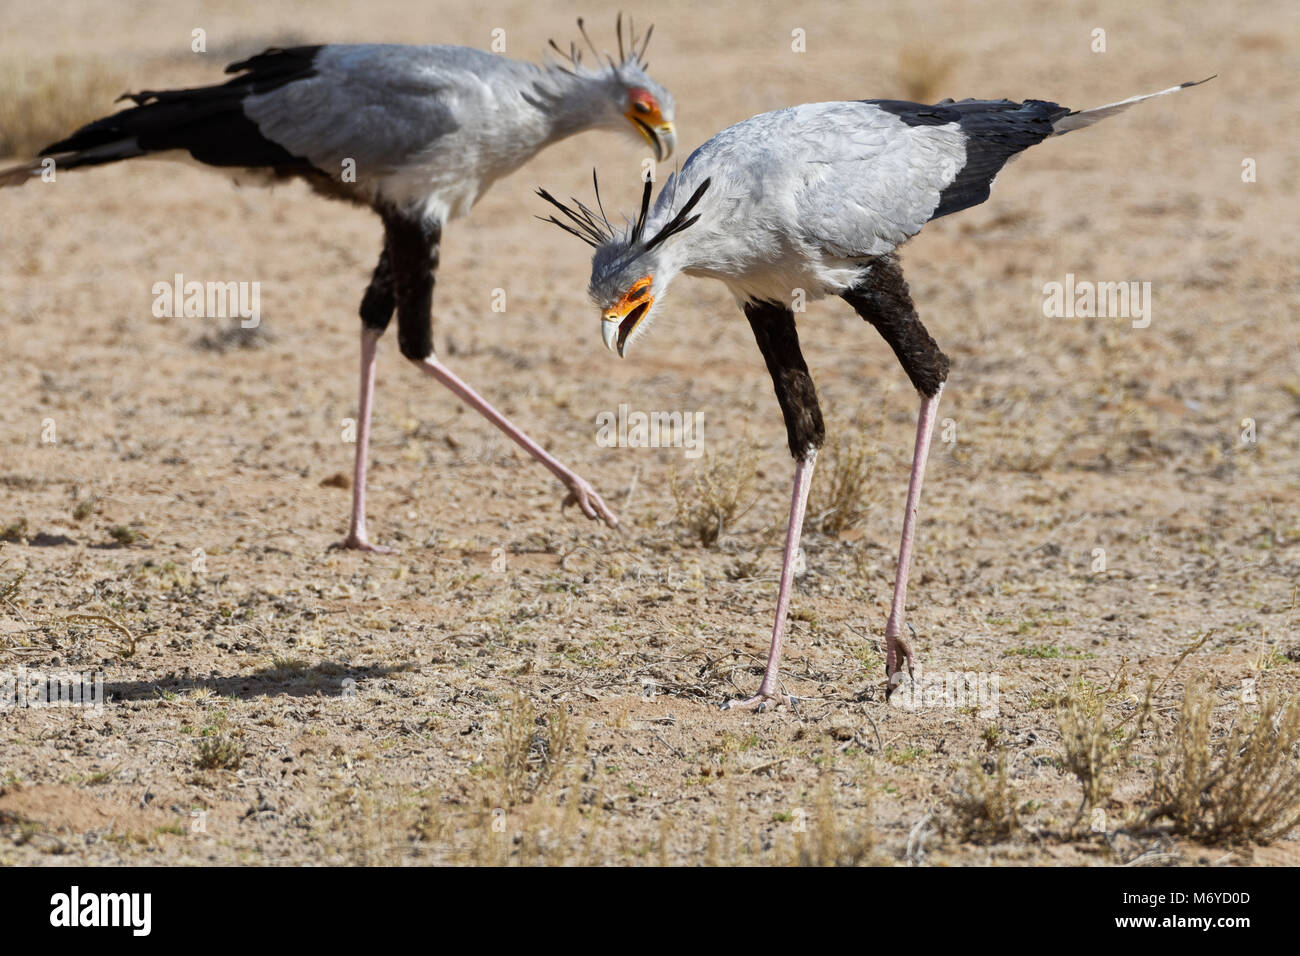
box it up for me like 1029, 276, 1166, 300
536, 174, 615, 248
537, 174, 710, 253
631, 176, 653, 243
643, 177, 710, 250
547, 13, 654, 74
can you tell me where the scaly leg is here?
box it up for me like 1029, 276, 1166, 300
884, 386, 942, 696
412, 355, 617, 527
340, 327, 393, 552
722, 448, 817, 712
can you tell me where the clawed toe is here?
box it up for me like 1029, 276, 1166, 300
884, 627, 915, 698
561, 485, 619, 528
335, 535, 397, 554
721, 692, 799, 713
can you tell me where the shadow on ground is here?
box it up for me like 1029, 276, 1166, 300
104, 663, 406, 702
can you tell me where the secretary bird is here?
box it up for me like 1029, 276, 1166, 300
541, 78, 1211, 709
1, 18, 677, 551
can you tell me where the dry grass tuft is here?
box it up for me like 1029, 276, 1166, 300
193, 734, 243, 771
497, 694, 585, 808
0, 57, 126, 159
671, 440, 759, 547
808, 412, 885, 535
1146, 679, 1300, 845
192, 711, 244, 771
790, 772, 877, 866
1055, 668, 1151, 826
942, 749, 1021, 843
0, 560, 25, 610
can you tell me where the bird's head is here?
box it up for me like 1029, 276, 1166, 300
546, 15, 676, 161
537, 173, 711, 357
613, 66, 676, 162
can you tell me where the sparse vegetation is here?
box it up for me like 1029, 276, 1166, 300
495, 695, 584, 808
670, 440, 758, 547
1005, 643, 1092, 660
193, 713, 244, 771
942, 750, 1022, 844
1054, 670, 1151, 827
64, 613, 138, 657
790, 774, 877, 866
807, 413, 884, 535
71, 496, 98, 522
107, 525, 141, 546
0, 562, 24, 610
1145, 679, 1300, 845
193, 735, 243, 771
268, 655, 310, 675
884, 744, 928, 765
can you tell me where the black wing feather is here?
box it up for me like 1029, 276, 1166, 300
866, 97, 1069, 220
40, 46, 322, 169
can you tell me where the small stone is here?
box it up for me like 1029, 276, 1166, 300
827, 714, 856, 741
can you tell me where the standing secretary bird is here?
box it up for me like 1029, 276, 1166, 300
541, 77, 1211, 709
1, 18, 677, 551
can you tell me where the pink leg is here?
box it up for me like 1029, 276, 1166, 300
723, 448, 818, 711
885, 386, 943, 696
412, 355, 617, 526
339, 328, 394, 552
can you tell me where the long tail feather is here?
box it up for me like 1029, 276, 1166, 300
1, 46, 319, 189
1052, 75, 1215, 134
0, 159, 41, 188
0, 138, 144, 188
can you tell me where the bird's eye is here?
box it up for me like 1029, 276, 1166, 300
633, 101, 652, 114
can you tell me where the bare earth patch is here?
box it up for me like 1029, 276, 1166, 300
0, 0, 1297, 865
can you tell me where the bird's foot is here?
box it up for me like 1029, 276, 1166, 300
560, 475, 619, 528
720, 690, 799, 714
334, 533, 397, 554
884, 625, 916, 699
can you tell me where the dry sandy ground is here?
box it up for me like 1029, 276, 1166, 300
0, 0, 1297, 865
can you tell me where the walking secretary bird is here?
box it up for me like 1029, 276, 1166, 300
2, 17, 677, 552
541, 77, 1212, 710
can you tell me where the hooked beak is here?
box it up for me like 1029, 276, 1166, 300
627, 110, 676, 162
601, 296, 653, 358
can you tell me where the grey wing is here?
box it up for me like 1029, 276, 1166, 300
241, 45, 469, 175
791, 102, 966, 259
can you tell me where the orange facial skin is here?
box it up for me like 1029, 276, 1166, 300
626, 88, 665, 126
624, 89, 673, 159
602, 275, 655, 356
605, 275, 654, 322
